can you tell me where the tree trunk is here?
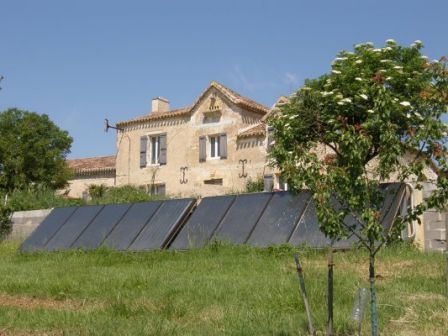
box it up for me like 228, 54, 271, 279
369, 253, 378, 336
327, 247, 334, 336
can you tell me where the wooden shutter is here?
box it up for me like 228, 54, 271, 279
159, 134, 167, 165
199, 136, 206, 162
263, 175, 273, 192
140, 136, 148, 168
219, 134, 227, 159
267, 126, 274, 152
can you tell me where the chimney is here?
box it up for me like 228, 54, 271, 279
151, 97, 170, 113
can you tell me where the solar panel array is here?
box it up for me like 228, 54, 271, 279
20, 184, 407, 252
20, 199, 195, 252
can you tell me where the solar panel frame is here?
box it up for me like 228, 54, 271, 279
169, 195, 236, 250
44, 205, 104, 251
70, 203, 132, 250
128, 198, 195, 251
288, 199, 332, 247
103, 201, 164, 250
19, 207, 77, 252
212, 192, 274, 245
247, 191, 312, 247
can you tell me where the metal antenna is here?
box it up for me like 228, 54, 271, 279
104, 118, 123, 133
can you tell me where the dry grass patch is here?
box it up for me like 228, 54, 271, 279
0, 293, 99, 312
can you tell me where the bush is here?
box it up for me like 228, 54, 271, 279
246, 177, 264, 193
2, 187, 85, 211
88, 185, 165, 205
0, 184, 167, 212
0, 203, 12, 241
88, 184, 107, 199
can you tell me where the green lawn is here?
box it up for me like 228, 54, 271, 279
0, 242, 445, 335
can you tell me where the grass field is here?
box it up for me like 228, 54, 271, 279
0, 242, 446, 335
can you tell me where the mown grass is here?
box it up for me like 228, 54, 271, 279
0, 242, 445, 335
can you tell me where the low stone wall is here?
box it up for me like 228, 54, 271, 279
6, 209, 52, 241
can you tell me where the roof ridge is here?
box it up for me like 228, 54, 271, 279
117, 81, 270, 127
67, 155, 116, 161
210, 80, 270, 112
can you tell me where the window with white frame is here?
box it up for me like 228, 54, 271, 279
149, 135, 160, 164
209, 135, 221, 158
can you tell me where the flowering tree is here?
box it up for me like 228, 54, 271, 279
269, 40, 448, 335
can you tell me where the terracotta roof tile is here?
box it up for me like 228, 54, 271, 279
67, 155, 116, 173
117, 107, 191, 127
237, 123, 266, 138
209, 81, 270, 115
262, 95, 290, 122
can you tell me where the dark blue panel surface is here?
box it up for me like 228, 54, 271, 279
45, 205, 104, 251
129, 199, 195, 251
247, 191, 311, 247
213, 192, 273, 244
104, 201, 163, 250
71, 203, 131, 249
19, 207, 77, 251
380, 183, 406, 230
169, 195, 235, 250
288, 200, 331, 247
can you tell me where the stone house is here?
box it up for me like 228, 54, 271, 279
66, 81, 282, 198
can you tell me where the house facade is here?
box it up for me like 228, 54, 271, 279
114, 81, 276, 197
65, 81, 284, 198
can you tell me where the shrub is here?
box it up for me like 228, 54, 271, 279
88, 184, 107, 199
89, 185, 166, 205
246, 177, 264, 193
0, 203, 12, 241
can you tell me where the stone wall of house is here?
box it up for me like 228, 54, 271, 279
66, 176, 116, 198
116, 88, 272, 197
422, 210, 446, 252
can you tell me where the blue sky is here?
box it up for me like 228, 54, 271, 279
1, 0, 447, 159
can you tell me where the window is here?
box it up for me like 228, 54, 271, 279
204, 178, 223, 185
148, 183, 166, 196
210, 135, 221, 158
140, 134, 167, 167
150, 135, 160, 164
199, 134, 227, 162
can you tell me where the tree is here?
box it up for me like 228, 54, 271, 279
269, 40, 448, 335
0, 108, 73, 191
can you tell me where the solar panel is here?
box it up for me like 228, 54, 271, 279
247, 191, 311, 247
129, 199, 195, 251
45, 205, 104, 251
169, 195, 235, 250
19, 207, 77, 252
288, 200, 331, 247
380, 183, 406, 230
212, 192, 273, 244
71, 203, 131, 249
103, 201, 163, 250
